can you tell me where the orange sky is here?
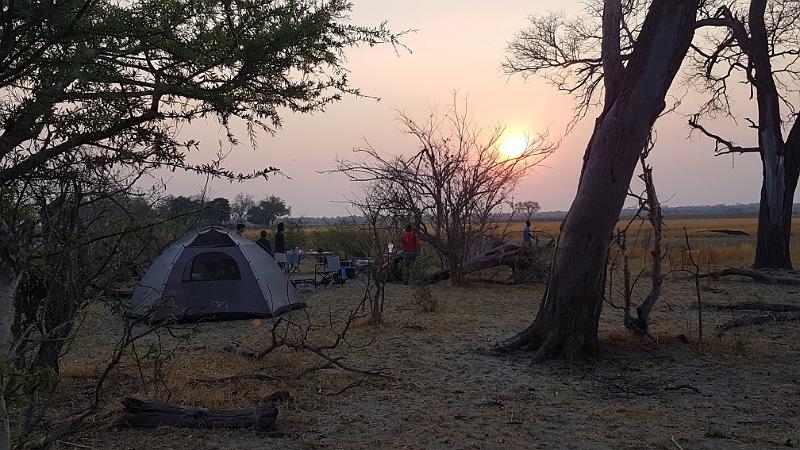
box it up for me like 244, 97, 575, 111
160, 1, 766, 217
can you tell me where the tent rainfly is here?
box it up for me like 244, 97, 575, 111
128, 227, 304, 322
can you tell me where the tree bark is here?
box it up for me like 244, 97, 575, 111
497, 0, 699, 360
750, 0, 794, 270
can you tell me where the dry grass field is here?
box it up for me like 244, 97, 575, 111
49, 217, 800, 450
519, 217, 800, 268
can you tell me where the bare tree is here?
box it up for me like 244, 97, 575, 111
497, 0, 700, 360
231, 193, 256, 223
513, 200, 541, 221
689, 0, 800, 269
619, 142, 665, 336
503, 0, 652, 127
348, 184, 402, 325
334, 96, 553, 283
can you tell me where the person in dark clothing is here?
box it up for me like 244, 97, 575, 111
235, 223, 246, 235
256, 230, 273, 256
523, 220, 533, 246
274, 223, 287, 269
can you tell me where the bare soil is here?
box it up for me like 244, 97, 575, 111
52, 269, 800, 450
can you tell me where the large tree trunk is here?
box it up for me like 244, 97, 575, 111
0, 269, 19, 450
497, 0, 699, 360
755, 184, 794, 269
0, 222, 24, 450
751, 0, 794, 270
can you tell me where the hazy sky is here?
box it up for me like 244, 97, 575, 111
161, 0, 767, 217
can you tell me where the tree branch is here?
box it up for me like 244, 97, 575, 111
688, 115, 760, 155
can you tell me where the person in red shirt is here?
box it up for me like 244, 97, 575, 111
401, 223, 420, 283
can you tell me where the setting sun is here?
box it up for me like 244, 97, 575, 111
499, 131, 529, 158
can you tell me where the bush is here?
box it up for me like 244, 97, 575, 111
412, 284, 438, 313
282, 220, 307, 250
305, 223, 371, 258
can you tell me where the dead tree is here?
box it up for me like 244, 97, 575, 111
347, 185, 401, 325
684, 229, 704, 341
621, 144, 666, 336
690, 0, 800, 269
497, 0, 700, 360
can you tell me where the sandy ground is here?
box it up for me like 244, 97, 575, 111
49, 267, 800, 450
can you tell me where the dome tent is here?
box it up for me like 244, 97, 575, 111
128, 227, 303, 322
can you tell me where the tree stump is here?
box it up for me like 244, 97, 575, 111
120, 397, 278, 430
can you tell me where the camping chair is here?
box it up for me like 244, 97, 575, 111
315, 256, 346, 287
286, 250, 302, 274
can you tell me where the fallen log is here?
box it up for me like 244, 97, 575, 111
717, 311, 800, 332
423, 241, 551, 285
120, 397, 278, 430
702, 302, 800, 312
699, 268, 800, 285
702, 229, 750, 236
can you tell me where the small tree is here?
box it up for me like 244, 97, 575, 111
231, 193, 256, 223
159, 195, 231, 227
248, 195, 291, 226
348, 184, 401, 325
334, 97, 553, 283
513, 200, 541, 221
204, 197, 232, 225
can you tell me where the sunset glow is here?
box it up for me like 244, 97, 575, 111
499, 132, 529, 158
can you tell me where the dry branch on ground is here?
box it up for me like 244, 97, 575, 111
700, 268, 800, 285
702, 302, 800, 312
717, 312, 800, 332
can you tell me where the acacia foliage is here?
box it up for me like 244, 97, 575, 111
0, 0, 400, 185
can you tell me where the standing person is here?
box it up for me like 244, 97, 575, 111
401, 224, 420, 284
235, 223, 246, 236
256, 230, 273, 256
523, 220, 533, 246
274, 223, 287, 269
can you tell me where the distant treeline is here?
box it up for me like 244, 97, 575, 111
532, 203, 776, 221
288, 203, 786, 227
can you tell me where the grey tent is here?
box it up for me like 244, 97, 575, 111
128, 227, 304, 322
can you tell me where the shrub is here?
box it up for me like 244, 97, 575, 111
412, 284, 438, 313
306, 223, 369, 257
